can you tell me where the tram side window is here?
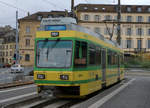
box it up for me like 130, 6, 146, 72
107, 50, 112, 65
74, 41, 87, 67
96, 46, 101, 65
89, 44, 96, 65
112, 52, 117, 65
120, 54, 124, 65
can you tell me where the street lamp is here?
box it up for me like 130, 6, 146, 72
116, 0, 121, 45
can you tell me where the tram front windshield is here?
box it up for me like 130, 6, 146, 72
36, 40, 72, 68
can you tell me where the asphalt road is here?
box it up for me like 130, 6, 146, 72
0, 84, 37, 105
99, 76, 150, 108
0, 68, 150, 108
72, 69, 150, 108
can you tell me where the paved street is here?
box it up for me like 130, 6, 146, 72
72, 69, 150, 108
1, 69, 150, 108
99, 76, 150, 108
0, 84, 37, 105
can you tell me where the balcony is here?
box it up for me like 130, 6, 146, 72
134, 48, 146, 53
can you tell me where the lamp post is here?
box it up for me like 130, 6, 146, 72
116, 0, 121, 45
15, 11, 19, 64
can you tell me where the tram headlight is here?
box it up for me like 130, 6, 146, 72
60, 75, 69, 80
37, 74, 45, 79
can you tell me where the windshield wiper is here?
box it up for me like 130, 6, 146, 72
46, 38, 60, 61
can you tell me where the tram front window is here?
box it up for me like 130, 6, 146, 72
36, 40, 72, 68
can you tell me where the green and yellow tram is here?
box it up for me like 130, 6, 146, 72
34, 17, 124, 98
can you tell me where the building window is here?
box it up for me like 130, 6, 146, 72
48, 14, 53, 18
148, 8, 150, 12
148, 40, 150, 48
137, 7, 142, 12
127, 7, 131, 12
10, 51, 12, 56
94, 15, 100, 21
6, 58, 8, 63
127, 28, 132, 36
94, 27, 100, 34
137, 40, 142, 49
25, 54, 30, 61
148, 29, 150, 36
127, 16, 132, 22
104, 28, 110, 35
105, 15, 112, 20
127, 40, 132, 48
25, 39, 30, 46
136, 28, 143, 36
26, 26, 30, 33
37, 15, 42, 20
148, 16, 150, 22
6, 52, 8, 56
9, 59, 12, 63
84, 14, 89, 21
6, 45, 8, 49
137, 16, 143, 22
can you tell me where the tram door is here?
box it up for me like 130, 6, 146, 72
117, 55, 120, 81
101, 48, 106, 85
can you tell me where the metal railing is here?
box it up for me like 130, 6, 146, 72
134, 48, 146, 53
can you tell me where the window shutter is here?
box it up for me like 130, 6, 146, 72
142, 29, 144, 35
146, 40, 148, 49
136, 29, 138, 35
131, 40, 134, 48
136, 16, 138, 22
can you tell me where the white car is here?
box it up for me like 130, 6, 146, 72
11, 64, 24, 73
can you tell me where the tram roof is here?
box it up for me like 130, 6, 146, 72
40, 17, 122, 50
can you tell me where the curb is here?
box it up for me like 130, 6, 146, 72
0, 81, 34, 89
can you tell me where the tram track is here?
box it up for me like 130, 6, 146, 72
2, 96, 81, 108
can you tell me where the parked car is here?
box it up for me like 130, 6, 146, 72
5, 63, 11, 68
11, 64, 24, 73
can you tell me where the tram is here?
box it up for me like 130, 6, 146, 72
34, 17, 124, 98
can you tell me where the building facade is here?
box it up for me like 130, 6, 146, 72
75, 4, 150, 55
0, 29, 16, 65
18, 11, 68, 66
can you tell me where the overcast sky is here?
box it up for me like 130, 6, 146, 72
0, 0, 150, 27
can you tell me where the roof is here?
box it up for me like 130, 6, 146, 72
75, 4, 150, 13
19, 11, 68, 21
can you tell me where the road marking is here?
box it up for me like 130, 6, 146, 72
0, 92, 37, 104
0, 84, 36, 93
88, 78, 135, 108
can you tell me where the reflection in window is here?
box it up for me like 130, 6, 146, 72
127, 40, 131, 48
37, 40, 72, 68
137, 40, 142, 49
84, 14, 89, 21
127, 16, 132, 22
148, 40, 150, 48
127, 28, 132, 36
94, 15, 100, 21
74, 41, 87, 68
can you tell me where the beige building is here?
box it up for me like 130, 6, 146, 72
75, 4, 150, 55
0, 30, 16, 65
18, 11, 68, 66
